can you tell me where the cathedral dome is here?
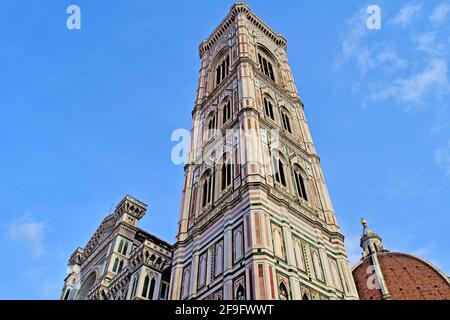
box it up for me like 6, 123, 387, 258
353, 251, 450, 300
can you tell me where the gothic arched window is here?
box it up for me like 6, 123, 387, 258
222, 99, 232, 124
329, 259, 343, 292
202, 172, 215, 207
123, 242, 128, 255
149, 278, 156, 300
216, 55, 230, 86
235, 284, 245, 300
302, 293, 309, 300
130, 276, 138, 298
294, 168, 308, 201
273, 226, 284, 259
233, 226, 244, 262
142, 275, 149, 298
112, 258, 119, 272
279, 282, 289, 300
118, 240, 124, 253
258, 52, 275, 81
207, 113, 217, 141
281, 110, 292, 133
272, 155, 287, 187
118, 259, 124, 272
63, 289, 71, 300
312, 250, 324, 281
198, 253, 207, 288
181, 267, 191, 299
221, 153, 233, 190
214, 241, 224, 277
263, 97, 275, 120
294, 239, 305, 271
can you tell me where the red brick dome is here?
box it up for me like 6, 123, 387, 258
352, 252, 450, 300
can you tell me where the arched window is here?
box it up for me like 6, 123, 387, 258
216, 55, 230, 86
207, 113, 217, 140
233, 227, 244, 262
76, 272, 96, 300
258, 53, 275, 81
221, 153, 233, 190
189, 186, 197, 218
235, 284, 245, 300
263, 97, 275, 120
294, 239, 305, 271
182, 267, 191, 299
294, 169, 308, 201
214, 241, 224, 277
222, 99, 231, 124
312, 250, 324, 281
149, 278, 156, 300
112, 258, 119, 272
202, 172, 215, 207
130, 276, 138, 298
302, 293, 309, 300
281, 110, 292, 133
272, 156, 287, 187
63, 289, 71, 300
273, 227, 284, 259
198, 254, 207, 288
279, 282, 289, 300
118, 259, 124, 272
329, 259, 343, 292
142, 275, 149, 298
122, 241, 128, 255
118, 240, 124, 253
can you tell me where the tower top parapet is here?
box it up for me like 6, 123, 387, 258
198, 2, 287, 57
114, 195, 147, 221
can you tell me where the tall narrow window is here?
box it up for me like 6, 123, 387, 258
281, 112, 292, 133
149, 278, 156, 300
112, 258, 119, 272
160, 283, 168, 300
214, 241, 224, 277
198, 253, 207, 289
221, 153, 233, 190
312, 250, 324, 281
130, 276, 138, 298
118, 259, 124, 272
216, 55, 230, 86
263, 98, 275, 120
273, 157, 287, 187
118, 240, 124, 253
233, 226, 244, 263
279, 282, 289, 300
294, 170, 308, 201
258, 53, 275, 81
142, 275, 149, 298
222, 100, 231, 124
182, 267, 191, 299
202, 173, 214, 207
207, 114, 217, 140
63, 289, 71, 300
235, 284, 245, 300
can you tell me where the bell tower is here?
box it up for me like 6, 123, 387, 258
169, 2, 358, 300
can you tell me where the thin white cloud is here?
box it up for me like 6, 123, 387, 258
369, 58, 449, 108
8, 216, 46, 258
435, 140, 450, 176
391, 3, 423, 28
337, 9, 407, 75
415, 32, 446, 57
430, 2, 450, 26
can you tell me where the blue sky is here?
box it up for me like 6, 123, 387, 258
0, 0, 449, 299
